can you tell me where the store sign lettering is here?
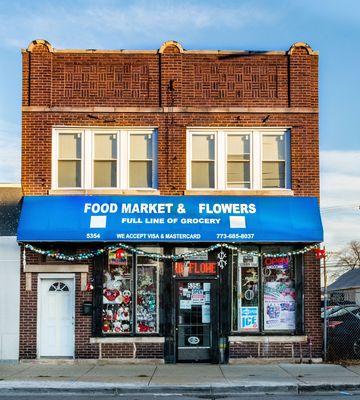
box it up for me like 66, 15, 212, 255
264, 257, 289, 269
174, 262, 217, 276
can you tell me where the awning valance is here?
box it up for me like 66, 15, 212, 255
17, 195, 323, 243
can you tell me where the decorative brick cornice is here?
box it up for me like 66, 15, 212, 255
22, 106, 318, 114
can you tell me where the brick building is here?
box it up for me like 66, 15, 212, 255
17, 39, 323, 363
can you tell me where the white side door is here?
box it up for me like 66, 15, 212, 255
39, 277, 75, 357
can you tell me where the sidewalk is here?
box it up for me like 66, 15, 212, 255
1, 362, 360, 395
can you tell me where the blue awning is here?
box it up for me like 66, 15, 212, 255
17, 195, 323, 243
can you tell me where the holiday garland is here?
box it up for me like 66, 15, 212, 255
23, 242, 320, 262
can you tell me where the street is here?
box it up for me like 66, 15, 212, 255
1, 393, 360, 399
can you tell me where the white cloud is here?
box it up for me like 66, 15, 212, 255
320, 150, 360, 251
0, 1, 279, 50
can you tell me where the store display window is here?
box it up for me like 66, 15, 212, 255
237, 254, 259, 332
232, 247, 300, 333
102, 248, 133, 334
136, 256, 159, 333
263, 255, 296, 331
101, 248, 161, 336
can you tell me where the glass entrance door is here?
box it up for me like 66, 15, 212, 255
176, 281, 215, 362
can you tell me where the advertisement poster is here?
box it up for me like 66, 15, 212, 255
263, 277, 296, 330
240, 306, 258, 331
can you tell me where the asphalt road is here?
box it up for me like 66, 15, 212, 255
1, 393, 360, 399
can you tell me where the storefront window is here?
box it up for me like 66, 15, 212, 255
237, 254, 259, 332
232, 248, 299, 333
263, 255, 296, 331
136, 256, 159, 333
101, 248, 161, 336
102, 249, 133, 334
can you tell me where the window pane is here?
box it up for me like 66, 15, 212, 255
59, 133, 81, 159
136, 264, 158, 333
237, 255, 259, 332
227, 161, 250, 188
58, 160, 81, 187
129, 161, 152, 187
227, 135, 250, 156
94, 161, 117, 187
103, 250, 133, 334
94, 134, 117, 159
262, 161, 285, 188
130, 134, 152, 159
191, 161, 215, 188
263, 255, 296, 331
262, 135, 285, 160
192, 134, 215, 160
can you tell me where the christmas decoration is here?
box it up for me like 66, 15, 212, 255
217, 248, 227, 269
314, 248, 326, 259
22, 242, 320, 263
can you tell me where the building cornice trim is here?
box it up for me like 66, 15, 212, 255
22, 106, 318, 114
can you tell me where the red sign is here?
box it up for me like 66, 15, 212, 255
264, 257, 289, 269
174, 261, 217, 276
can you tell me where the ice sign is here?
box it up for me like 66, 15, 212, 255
240, 307, 258, 331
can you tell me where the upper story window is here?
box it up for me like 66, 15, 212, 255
187, 128, 290, 190
52, 128, 157, 190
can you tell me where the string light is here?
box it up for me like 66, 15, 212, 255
22, 242, 320, 262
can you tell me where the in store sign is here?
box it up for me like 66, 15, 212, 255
174, 261, 217, 277
263, 257, 290, 269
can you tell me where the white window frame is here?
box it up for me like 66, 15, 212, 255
52, 130, 85, 190
260, 131, 291, 190
188, 130, 218, 190
52, 127, 158, 190
186, 128, 291, 191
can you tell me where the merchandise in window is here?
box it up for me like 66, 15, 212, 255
136, 256, 159, 333
232, 248, 298, 333
237, 255, 259, 332
263, 256, 296, 331
102, 249, 133, 334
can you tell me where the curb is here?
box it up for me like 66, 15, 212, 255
1, 382, 360, 395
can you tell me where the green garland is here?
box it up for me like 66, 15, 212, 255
23, 242, 320, 262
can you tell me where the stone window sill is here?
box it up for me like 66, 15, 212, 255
90, 337, 165, 344
49, 189, 160, 195
229, 335, 307, 343
184, 189, 294, 196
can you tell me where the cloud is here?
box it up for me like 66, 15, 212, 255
0, 119, 20, 183
320, 150, 360, 251
0, 1, 279, 50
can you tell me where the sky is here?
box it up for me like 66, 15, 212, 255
0, 0, 359, 251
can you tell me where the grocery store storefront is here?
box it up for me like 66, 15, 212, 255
17, 195, 323, 362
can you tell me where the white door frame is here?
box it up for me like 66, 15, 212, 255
37, 273, 76, 359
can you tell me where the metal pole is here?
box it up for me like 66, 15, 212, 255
323, 246, 328, 362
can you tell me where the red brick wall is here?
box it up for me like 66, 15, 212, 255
20, 41, 321, 361
22, 43, 317, 109
22, 111, 319, 197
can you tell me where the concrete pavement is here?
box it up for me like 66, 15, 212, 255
1, 362, 360, 395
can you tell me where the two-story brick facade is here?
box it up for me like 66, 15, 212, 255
17, 39, 323, 363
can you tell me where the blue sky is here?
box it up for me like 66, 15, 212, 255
0, 0, 359, 250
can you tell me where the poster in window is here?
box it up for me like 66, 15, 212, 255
240, 306, 258, 331
237, 255, 259, 331
263, 257, 296, 331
